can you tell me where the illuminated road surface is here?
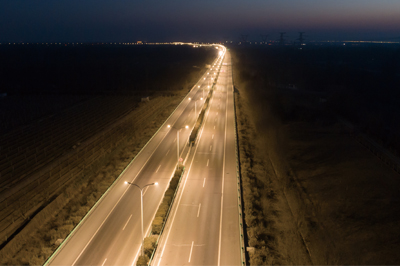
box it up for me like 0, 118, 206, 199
152, 50, 242, 265
47, 49, 220, 266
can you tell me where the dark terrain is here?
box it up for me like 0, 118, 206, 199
232, 43, 400, 264
0, 44, 215, 134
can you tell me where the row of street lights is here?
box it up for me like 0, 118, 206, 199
125, 46, 225, 259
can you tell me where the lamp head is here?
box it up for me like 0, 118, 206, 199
155, 182, 159, 186
124, 181, 128, 184
167, 125, 171, 128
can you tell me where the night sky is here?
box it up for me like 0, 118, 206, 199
1, 0, 399, 43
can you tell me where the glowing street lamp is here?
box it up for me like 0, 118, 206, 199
124, 181, 158, 257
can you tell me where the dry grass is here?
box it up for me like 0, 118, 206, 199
233, 46, 400, 264
284, 121, 400, 264
235, 88, 311, 265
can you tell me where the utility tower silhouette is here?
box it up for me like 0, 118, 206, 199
260, 34, 269, 44
297, 32, 306, 45
279, 32, 286, 45
240, 34, 248, 44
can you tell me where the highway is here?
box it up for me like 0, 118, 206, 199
152, 49, 242, 265
46, 46, 221, 266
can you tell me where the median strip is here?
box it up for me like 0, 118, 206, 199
136, 165, 184, 266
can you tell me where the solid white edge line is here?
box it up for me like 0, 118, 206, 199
122, 214, 133, 231
188, 241, 194, 262
217, 54, 229, 266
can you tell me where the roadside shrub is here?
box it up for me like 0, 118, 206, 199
164, 188, 174, 198
143, 235, 158, 258
174, 168, 182, 177
58, 224, 74, 236
76, 206, 90, 217
28, 254, 44, 265
136, 255, 149, 266
162, 195, 172, 206
70, 215, 82, 226
152, 217, 164, 234
169, 176, 179, 190
155, 205, 168, 219
41, 247, 53, 259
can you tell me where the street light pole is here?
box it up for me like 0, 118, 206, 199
124, 182, 158, 257
168, 125, 189, 165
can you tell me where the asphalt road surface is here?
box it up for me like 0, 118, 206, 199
152, 49, 242, 266
46, 46, 222, 266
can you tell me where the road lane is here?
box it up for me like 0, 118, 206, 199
153, 49, 242, 266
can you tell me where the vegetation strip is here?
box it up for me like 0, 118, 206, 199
137, 165, 185, 265
231, 83, 247, 264
189, 88, 214, 145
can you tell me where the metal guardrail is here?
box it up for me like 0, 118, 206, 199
230, 57, 247, 265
